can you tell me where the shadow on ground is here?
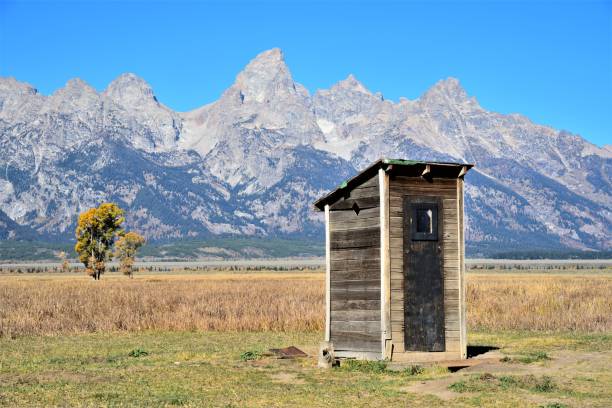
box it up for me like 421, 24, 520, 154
467, 345, 499, 358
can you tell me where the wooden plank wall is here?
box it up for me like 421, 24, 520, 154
329, 175, 382, 354
389, 176, 463, 356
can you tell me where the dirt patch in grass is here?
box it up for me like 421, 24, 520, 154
270, 372, 306, 385
402, 376, 459, 401
402, 348, 611, 405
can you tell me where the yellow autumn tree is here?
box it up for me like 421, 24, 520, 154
57, 251, 70, 273
74, 203, 125, 280
114, 231, 145, 278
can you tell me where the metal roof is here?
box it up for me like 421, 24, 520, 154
313, 158, 474, 210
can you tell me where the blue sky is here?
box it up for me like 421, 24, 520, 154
0, 0, 610, 146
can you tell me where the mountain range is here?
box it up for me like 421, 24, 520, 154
0, 48, 610, 255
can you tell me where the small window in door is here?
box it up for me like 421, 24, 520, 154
411, 203, 438, 241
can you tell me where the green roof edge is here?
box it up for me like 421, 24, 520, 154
382, 158, 422, 166
314, 158, 475, 210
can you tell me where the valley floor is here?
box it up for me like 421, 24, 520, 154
0, 269, 610, 407
0, 331, 610, 407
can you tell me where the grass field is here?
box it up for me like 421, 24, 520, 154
0, 268, 610, 407
0, 272, 325, 337
1, 269, 610, 336
0, 330, 610, 407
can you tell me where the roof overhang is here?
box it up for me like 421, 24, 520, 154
313, 158, 474, 211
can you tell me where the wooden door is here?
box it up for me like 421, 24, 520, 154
403, 196, 445, 352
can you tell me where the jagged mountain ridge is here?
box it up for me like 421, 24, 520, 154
0, 48, 610, 253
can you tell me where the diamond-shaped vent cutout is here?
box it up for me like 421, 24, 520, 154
352, 202, 360, 215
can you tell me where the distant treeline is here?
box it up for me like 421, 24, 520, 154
467, 263, 610, 271
137, 237, 324, 259
0, 238, 324, 262
0, 239, 609, 262
0, 264, 322, 274
488, 250, 612, 260
0, 241, 73, 261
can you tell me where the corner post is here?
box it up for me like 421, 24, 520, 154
324, 204, 331, 342
458, 178, 467, 359
379, 168, 391, 359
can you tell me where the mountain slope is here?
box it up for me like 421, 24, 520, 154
0, 48, 609, 254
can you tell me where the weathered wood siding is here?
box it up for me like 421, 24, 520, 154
329, 175, 381, 354
389, 176, 464, 356
458, 177, 467, 358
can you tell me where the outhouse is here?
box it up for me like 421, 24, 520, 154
314, 159, 473, 362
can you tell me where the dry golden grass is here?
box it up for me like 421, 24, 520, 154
0, 270, 610, 337
467, 273, 612, 332
0, 272, 324, 337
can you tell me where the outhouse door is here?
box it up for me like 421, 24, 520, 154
403, 196, 445, 352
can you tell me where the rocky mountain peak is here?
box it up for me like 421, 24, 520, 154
103, 73, 157, 107
48, 78, 100, 112
0, 50, 609, 253
64, 78, 97, 93
52, 78, 98, 100
0, 77, 38, 97
231, 48, 301, 103
250, 47, 284, 64
420, 77, 471, 106
332, 74, 371, 95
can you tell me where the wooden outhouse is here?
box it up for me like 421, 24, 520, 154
314, 159, 473, 362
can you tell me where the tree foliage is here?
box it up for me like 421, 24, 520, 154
114, 231, 145, 278
74, 203, 125, 280
57, 251, 70, 274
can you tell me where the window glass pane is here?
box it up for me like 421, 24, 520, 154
416, 208, 433, 233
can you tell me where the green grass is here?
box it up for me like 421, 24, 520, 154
0, 331, 441, 407
449, 373, 557, 393
0, 331, 610, 407
339, 359, 389, 374
239, 350, 262, 361
500, 350, 551, 364
128, 348, 150, 358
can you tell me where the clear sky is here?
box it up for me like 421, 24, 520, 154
0, 0, 610, 146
